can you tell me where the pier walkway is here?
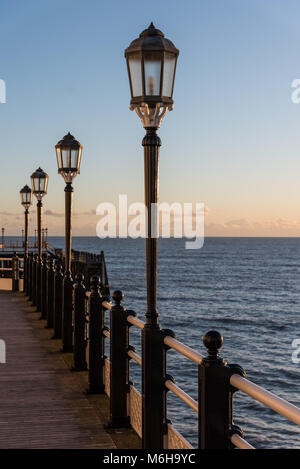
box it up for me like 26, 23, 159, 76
0, 291, 138, 449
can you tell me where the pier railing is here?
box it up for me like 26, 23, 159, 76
0, 253, 24, 291
23, 253, 300, 449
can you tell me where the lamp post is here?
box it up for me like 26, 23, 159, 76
20, 185, 32, 293
125, 22, 179, 448
31, 167, 49, 312
55, 132, 82, 352
2, 227, 4, 250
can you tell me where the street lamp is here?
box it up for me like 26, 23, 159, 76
20, 185, 32, 293
55, 132, 82, 352
125, 22, 179, 448
31, 167, 48, 312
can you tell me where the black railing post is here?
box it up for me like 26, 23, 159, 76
12, 253, 19, 292
31, 254, 37, 305
23, 255, 26, 294
73, 273, 87, 371
53, 261, 63, 339
142, 324, 167, 449
62, 271, 74, 353
107, 291, 130, 428
87, 275, 105, 394
24, 255, 28, 294
36, 258, 42, 312
41, 255, 48, 320
27, 254, 32, 299
33, 254, 37, 305
46, 258, 55, 329
198, 330, 246, 449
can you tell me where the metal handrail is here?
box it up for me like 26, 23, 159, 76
230, 374, 300, 426
127, 315, 144, 330
165, 379, 198, 413
89, 289, 300, 447
230, 433, 255, 450
128, 349, 142, 366
164, 335, 203, 365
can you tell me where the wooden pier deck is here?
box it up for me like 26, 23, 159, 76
0, 291, 139, 449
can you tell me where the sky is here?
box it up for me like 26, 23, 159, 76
1, 0, 300, 237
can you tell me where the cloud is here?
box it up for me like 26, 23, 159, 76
206, 217, 300, 236
44, 209, 64, 217
74, 209, 97, 216
0, 210, 20, 216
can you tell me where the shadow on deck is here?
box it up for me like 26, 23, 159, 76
0, 291, 141, 449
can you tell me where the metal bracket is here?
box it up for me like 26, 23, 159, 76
162, 328, 176, 350
164, 373, 175, 391
125, 309, 137, 327
132, 102, 169, 128
229, 424, 245, 449
229, 363, 247, 394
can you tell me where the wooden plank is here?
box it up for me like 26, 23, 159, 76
0, 291, 115, 449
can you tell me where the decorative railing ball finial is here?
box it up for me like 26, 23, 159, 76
203, 330, 223, 359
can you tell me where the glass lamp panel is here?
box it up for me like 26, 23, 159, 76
144, 52, 162, 96
43, 176, 48, 194
77, 147, 82, 171
61, 149, 71, 171
70, 148, 79, 170
162, 53, 176, 97
39, 178, 45, 192
32, 177, 39, 192
56, 148, 63, 170
128, 54, 143, 97
25, 192, 31, 204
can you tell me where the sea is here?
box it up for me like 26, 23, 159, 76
22, 236, 300, 448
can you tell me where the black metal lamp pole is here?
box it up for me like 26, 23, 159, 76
20, 185, 32, 293
36, 199, 43, 311
55, 132, 83, 353
125, 23, 179, 449
31, 168, 49, 313
62, 181, 74, 352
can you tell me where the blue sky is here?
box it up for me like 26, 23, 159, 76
1, 0, 300, 235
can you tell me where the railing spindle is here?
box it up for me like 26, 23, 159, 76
198, 331, 246, 449
87, 275, 105, 393
106, 291, 130, 428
